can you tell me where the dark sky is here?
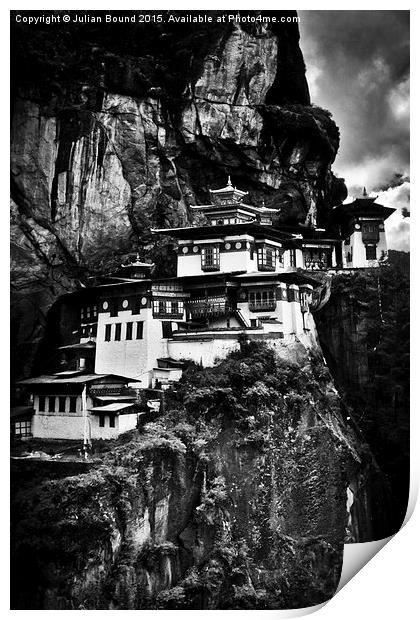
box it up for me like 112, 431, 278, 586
299, 10, 410, 250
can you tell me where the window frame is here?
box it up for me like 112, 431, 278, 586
257, 245, 276, 271
365, 244, 377, 260
14, 420, 31, 437
201, 245, 220, 271
105, 324, 112, 342
136, 321, 144, 340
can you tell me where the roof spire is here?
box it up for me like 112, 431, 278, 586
227, 175, 232, 187
363, 186, 368, 197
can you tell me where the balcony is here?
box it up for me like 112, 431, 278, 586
153, 310, 184, 319
249, 301, 276, 312
257, 262, 275, 272
304, 259, 327, 271
201, 262, 220, 272
152, 301, 184, 320
187, 298, 231, 319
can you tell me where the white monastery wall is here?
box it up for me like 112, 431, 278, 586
32, 412, 85, 439
95, 308, 167, 385
168, 337, 241, 366
347, 230, 388, 268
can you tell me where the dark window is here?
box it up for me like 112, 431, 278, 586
105, 324, 112, 341
69, 396, 77, 412
366, 245, 377, 260
58, 396, 66, 412
290, 249, 296, 267
47, 396, 56, 412
126, 322, 133, 340
110, 300, 119, 317
109, 414, 115, 428
162, 322, 173, 338
38, 396, 46, 412
136, 321, 144, 339
115, 323, 122, 341
250, 319, 258, 328
99, 414, 105, 428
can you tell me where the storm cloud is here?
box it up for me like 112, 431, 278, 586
299, 10, 409, 250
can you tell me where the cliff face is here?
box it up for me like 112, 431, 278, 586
314, 253, 410, 535
11, 11, 346, 379
12, 343, 380, 610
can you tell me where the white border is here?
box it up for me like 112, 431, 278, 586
4, 3, 416, 618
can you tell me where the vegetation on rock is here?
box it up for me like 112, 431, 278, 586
11, 341, 366, 609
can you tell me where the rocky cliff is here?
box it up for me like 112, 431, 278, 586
11, 10, 346, 379
11, 342, 393, 610
314, 252, 410, 536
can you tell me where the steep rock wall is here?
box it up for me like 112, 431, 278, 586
11, 11, 346, 379
12, 343, 379, 610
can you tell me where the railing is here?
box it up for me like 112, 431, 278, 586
304, 260, 327, 270
249, 301, 276, 312
187, 299, 231, 318
153, 311, 184, 319
257, 263, 275, 272
201, 263, 220, 272
152, 283, 184, 293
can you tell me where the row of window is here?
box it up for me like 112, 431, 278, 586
39, 395, 78, 413
153, 300, 184, 316
346, 246, 379, 263
362, 223, 379, 234
104, 321, 173, 341
199, 245, 293, 271
99, 413, 115, 428
248, 289, 276, 311
81, 305, 98, 321
81, 324, 97, 338
104, 321, 144, 342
